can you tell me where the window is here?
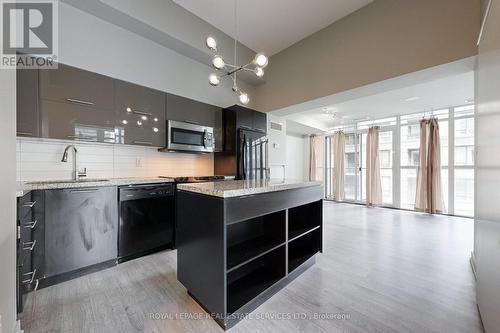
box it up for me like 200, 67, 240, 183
380, 150, 391, 168
455, 118, 474, 166
408, 149, 419, 166
454, 107, 474, 216
400, 123, 420, 209
379, 131, 393, 205
324, 105, 474, 217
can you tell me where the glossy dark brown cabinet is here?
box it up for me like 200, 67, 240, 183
39, 99, 115, 142
44, 187, 118, 277
16, 69, 39, 137
17, 62, 224, 148
166, 93, 221, 127
224, 105, 267, 133
114, 80, 165, 147
38, 64, 116, 142
39, 64, 114, 109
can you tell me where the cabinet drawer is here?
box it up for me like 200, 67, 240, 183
18, 193, 36, 222
40, 100, 115, 143
39, 64, 114, 109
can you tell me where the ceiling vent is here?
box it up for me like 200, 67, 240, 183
270, 121, 283, 131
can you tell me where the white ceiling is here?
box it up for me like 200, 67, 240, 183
172, 0, 373, 56
286, 70, 474, 132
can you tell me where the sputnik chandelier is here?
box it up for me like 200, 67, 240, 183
205, 0, 268, 105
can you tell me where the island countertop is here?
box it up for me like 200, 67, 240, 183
176, 179, 323, 198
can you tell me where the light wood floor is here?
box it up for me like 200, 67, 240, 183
21, 202, 483, 333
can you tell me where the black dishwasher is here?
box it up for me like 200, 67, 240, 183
118, 183, 174, 263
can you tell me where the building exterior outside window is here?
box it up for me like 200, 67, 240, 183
324, 105, 475, 217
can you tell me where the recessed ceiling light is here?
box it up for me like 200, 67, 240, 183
322, 106, 336, 113
404, 97, 419, 102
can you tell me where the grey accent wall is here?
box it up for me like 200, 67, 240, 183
58, 2, 255, 109
0, 68, 17, 331
475, 1, 500, 332
254, 0, 480, 112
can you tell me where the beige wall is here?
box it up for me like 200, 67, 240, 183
255, 0, 480, 112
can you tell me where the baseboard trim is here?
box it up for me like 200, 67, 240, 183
470, 251, 477, 281
15, 319, 23, 333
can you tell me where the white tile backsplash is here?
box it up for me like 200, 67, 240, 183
16, 137, 214, 181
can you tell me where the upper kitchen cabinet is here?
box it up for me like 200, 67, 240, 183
39, 64, 114, 109
114, 80, 165, 147
38, 64, 115, 142
39, 100, 116, 143
166, 93, 221, 128
253, 111, 267, 133
16, 69, 40, 137
224, 105, 267, 133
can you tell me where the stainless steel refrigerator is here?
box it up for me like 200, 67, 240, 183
237, 128, 270, 180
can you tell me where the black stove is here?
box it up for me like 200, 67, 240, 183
159, 175, 231, 183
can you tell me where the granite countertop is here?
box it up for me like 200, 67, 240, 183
16, 177, 175, 197
176, 179, 323, 198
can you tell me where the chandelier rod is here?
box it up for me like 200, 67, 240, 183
233, 0, 238, 89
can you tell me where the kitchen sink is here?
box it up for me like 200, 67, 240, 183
26, 179, 110, 185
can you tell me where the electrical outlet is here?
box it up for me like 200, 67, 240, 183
136, 158, 142, 167
273, 143, 280, 149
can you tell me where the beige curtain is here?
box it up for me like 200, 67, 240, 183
332, 131, 345, 200
415, 118, 444, 213
309, 135, 324, 181
366, 126, 383, 206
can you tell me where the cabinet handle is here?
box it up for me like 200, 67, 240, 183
66, 98, 94, 106
23, 220, 37, 229
67, 135, 96, 141
23, 201, 36, 208
22, 240, 36, 251
17, 131, 33, 136
133, 141, 152, 145
184, 120, 199, 125
240, 125, 252, 130
70, 188, 99, 193
132, 110, 153, 116
22, 269, 37, 284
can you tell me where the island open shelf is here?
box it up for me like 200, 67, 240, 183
227, 210, 286, 271
288, 228, 321, 273
227, 245, 286, 314
288, 200, 323, 240
176, 181, 323, 330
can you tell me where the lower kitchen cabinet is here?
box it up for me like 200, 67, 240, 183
16, 190, 44, 314
44, 187, 118, 277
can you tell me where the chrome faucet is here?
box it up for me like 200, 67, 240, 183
61, 145, 87, 180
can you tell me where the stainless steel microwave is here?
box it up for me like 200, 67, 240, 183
164, 120, 215, 153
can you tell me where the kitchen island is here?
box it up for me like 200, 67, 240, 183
176, 179, 323, 329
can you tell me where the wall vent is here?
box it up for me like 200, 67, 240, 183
270, 121, 283, 131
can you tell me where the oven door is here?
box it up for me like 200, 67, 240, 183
167, 120, 214, 153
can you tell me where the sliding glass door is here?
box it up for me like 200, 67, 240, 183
324, 105, 474, 217
326, 127, 395, 205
